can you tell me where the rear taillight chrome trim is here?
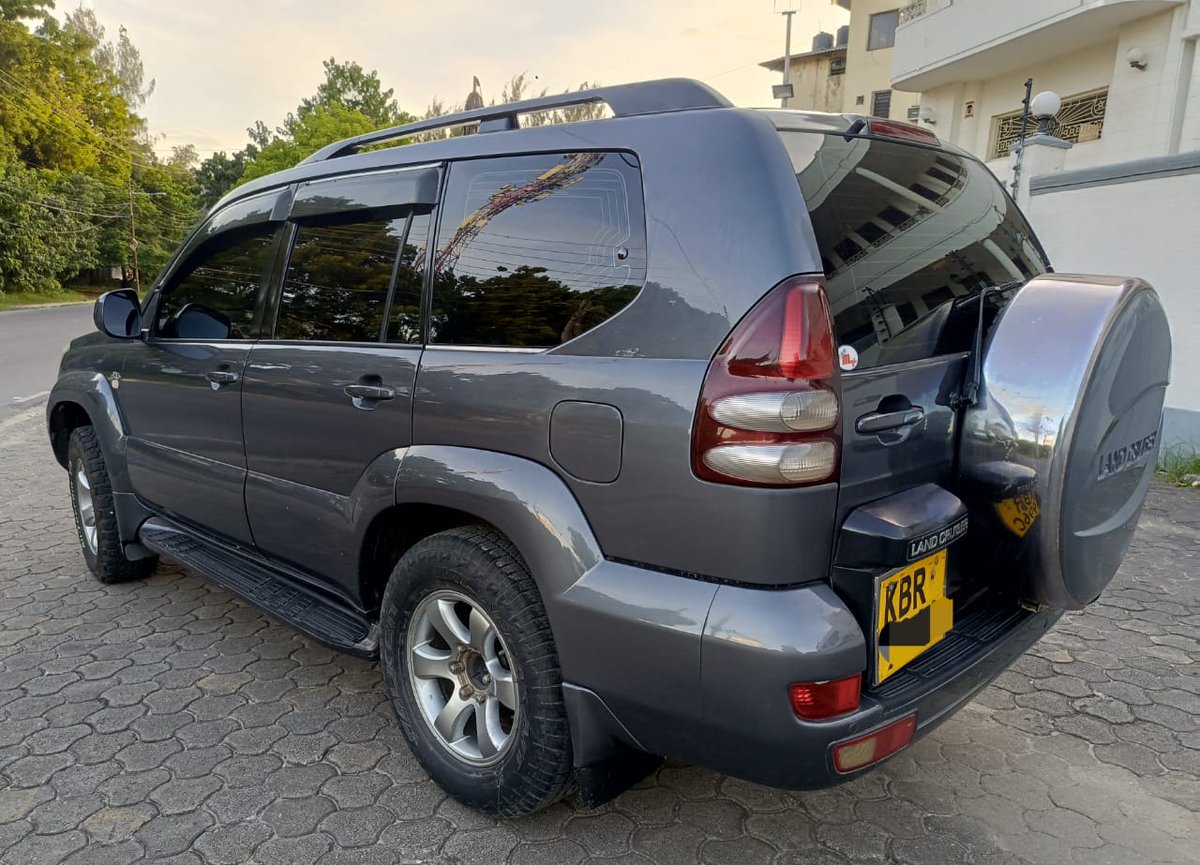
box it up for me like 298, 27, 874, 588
703, 442, 837, 485
709, 391, 839, 433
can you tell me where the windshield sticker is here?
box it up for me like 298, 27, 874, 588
838, 345, 859, 371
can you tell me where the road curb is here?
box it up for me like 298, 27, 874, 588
0, 301, 93, 312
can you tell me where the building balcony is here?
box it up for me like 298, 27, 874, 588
892, 0, 1184, 91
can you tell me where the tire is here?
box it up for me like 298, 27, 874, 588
380, 525, 573, 817
67, 426, 157, 584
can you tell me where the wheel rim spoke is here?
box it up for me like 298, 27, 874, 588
427, 598, 470, 647
491, 669, 518, 710
411, 642, 454, 681
74, 468, 97, 553
433, 691, 474, 742
468, 606, 493, 653
475, 697, 507, 758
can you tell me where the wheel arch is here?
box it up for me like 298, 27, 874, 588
48, 400, 93, 468
360, 445, 603, 612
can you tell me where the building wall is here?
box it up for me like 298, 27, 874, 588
914, 40, 1120, 183
843, 0, 918, 120
785, 54, 845, 113
1024, 158, 1200, 446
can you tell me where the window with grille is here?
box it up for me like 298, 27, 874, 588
989, 88, 1108, 159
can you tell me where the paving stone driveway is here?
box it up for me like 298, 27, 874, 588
0, 404, 1196, 865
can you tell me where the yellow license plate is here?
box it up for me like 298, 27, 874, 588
875, 550, 954, 685
996, 491, 1040, 538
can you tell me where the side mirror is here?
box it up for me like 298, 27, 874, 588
94, 289, 142, 339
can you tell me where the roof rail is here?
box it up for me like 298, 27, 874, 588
299, 78, 732, 164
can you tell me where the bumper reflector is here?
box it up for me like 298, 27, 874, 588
832, 714, 917, 773
789, 674, 861, 720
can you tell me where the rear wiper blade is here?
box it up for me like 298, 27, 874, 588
952, 279, 1027, 409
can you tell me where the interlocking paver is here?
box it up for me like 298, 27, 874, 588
0, 403, 1195, 864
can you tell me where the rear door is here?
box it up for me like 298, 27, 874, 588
777, 130, 1048, 518
776, 129, 1050, 684
240, 167, 437, 594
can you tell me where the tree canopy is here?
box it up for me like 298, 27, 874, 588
0, 11, 602, 300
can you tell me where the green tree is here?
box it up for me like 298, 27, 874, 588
240, 102, 378, 183
0, 2, 199, 294
63, 6, 155, 108
195, 146, 255, 209
288, 57, 408, 131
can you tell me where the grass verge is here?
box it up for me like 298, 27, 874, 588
0, 287, 103, 311
1157, 446, 1200, 486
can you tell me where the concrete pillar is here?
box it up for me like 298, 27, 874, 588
1014, 133, 1073, 213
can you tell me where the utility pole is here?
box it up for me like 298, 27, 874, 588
128, 173, 141, 295
1009, 78, 1034, 199
780, 9, 796, 109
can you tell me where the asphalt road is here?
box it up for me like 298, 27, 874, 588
0, 303, 94, 414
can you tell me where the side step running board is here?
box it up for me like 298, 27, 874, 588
139, 518, 378, 658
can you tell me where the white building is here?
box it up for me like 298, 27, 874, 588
892, 0, 1200, 447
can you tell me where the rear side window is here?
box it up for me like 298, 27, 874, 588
429, 152, 646, 348
779, 131, 1049, 370
156, 228, 276, 339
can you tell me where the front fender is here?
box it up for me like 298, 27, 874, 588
47, 371, 129, 487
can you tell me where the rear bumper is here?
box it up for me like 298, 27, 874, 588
554, 559, 1059, 789
695, 596, 1059, 789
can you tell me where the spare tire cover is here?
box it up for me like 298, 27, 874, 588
960, 275, 1171, 610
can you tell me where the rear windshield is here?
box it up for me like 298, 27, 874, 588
779, 131, 1049, 371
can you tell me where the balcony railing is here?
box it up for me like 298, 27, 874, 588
899, 0, 953, 24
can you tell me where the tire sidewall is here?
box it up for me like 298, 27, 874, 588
67, 433, 101, 574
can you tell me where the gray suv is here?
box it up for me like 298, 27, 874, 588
48, 79, 1171, 816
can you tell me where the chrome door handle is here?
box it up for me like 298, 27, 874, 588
205, 369, 239, 385
344, 384, 396, 401
855, 407, 924, 435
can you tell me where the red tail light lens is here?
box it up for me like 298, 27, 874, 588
832, 714, 918, 773
789, 675, 862, 720
692, 276, 840, 487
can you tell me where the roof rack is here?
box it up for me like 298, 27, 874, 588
299, 78, 731, 164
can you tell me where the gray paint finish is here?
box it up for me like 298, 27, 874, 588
549, 401, 624, 483
412, 351, 840, 585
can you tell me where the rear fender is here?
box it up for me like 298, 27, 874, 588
392, 446, 603, 599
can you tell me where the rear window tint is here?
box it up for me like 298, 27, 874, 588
429, 152, 646, 348
780, 132, 1049, 371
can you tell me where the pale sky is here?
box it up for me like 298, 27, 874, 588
75, 0, 848, 158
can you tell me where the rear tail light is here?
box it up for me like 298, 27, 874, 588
692, 277, 840, 487
832, 714, 918, 773
789, 675, 861, 720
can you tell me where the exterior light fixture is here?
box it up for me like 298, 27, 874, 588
1030, 90, 1062, 135
919, 105, 937, 125
1126, 46, 1147, 70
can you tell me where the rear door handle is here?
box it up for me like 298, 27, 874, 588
856, 407, 924, 435
344, 384, 396, 401
205, 369, 239, 386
